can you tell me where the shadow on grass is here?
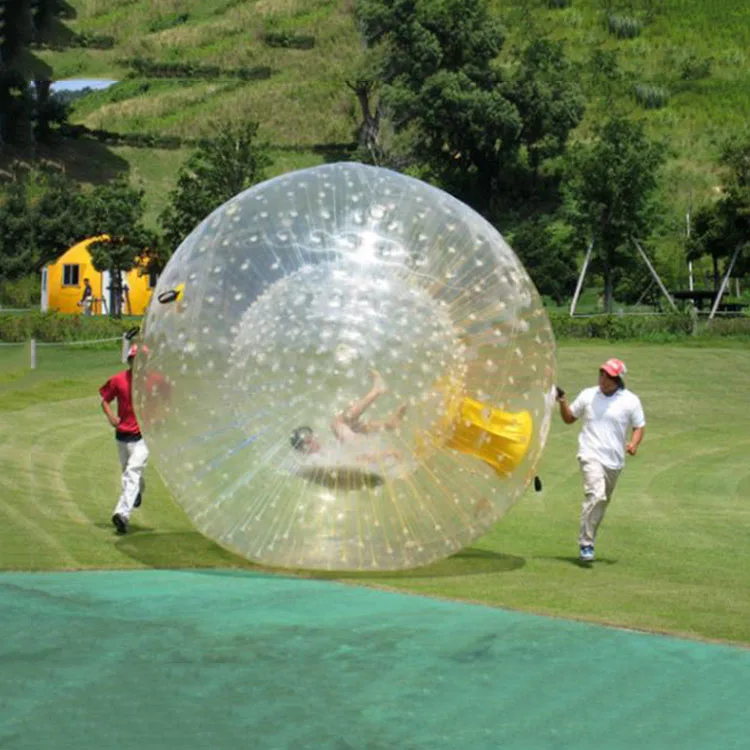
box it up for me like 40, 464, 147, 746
113, 529, 524, 580
548, 555, 618, 568
0, 138, 130, 185
114, 530, 258, 569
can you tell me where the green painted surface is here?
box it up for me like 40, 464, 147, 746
1, 570, 748, 749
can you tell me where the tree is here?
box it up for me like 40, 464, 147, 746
0, 166, 91, 287
0, 0, 72, 147
687, 138, 750, 286
562, 117, 667, 312
159, 122, 271, 261
354, 0, 584, 221
87, 178, 153, 318
31, 169, 91, 266
0, 177, 36, 281
0, 0, 35, 147
508, 217, 578, 304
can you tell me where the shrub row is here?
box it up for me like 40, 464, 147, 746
263, 30, 316, 49
549, 313, 694, 340
0, 312, 139, 343
2, 311, 734, 344
702, 316, 750, 337
3, 311, 747, 344
149, 13, 190, 33
121, 57, 273, 81
32, 32, 115, 51
58, 122, 356, 154
58, 122, 186, 149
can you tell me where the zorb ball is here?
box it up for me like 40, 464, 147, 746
135, 163, 556, 571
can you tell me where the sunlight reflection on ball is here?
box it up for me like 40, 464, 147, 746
135, 163, 556, 571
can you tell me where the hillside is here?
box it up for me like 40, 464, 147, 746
36, 0, 750, 282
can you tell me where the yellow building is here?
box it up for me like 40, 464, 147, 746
41, 236, 156, 316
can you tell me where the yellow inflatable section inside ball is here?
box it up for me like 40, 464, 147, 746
416, 379, 533, 478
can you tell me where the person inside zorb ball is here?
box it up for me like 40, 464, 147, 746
135, 163, 556, 571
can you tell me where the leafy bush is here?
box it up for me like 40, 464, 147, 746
607, 14, 642, 39
634, 83, 670, 109
149, 13, 190, 33
679, 54, 712, 81
702, 317, 750, 337
546, 0, 571, 7
263, 30, 316, 49
0, 312, 140, 343
32, 32, 115, 50
121, 57, 273, 81
72, 32, 115, 49
0, 276, 40, 309
549, 312, 693, 340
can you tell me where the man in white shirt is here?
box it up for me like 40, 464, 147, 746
557, 358, 645, 562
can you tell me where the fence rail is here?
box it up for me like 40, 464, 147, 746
0, 335, 128, 369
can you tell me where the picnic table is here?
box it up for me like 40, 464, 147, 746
671, 290, 748, 315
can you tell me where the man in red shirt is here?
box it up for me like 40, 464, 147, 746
99, 344, 149, 534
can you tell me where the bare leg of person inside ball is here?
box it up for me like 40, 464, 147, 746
331, 370, 407, 443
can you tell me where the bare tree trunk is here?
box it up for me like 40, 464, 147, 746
110, 268, 123, 319
604, 259, 614, 313
34, 79, 52, 141
347, 80, 380, 155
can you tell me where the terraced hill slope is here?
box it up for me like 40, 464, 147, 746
37, 0, 750, 276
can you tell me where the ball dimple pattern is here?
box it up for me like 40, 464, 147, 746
135, 163, 556, 571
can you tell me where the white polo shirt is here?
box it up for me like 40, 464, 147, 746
569, 387, 646, 470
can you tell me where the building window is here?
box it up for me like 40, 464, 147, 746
148, 268, 159, 289
62, 264, 80, 287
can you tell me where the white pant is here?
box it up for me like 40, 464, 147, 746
578, 458, 620, 547
114, 438, 149, 520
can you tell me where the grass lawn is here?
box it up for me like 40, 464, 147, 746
1, 340, 748, 645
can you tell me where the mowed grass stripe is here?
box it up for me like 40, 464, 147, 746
0, 343, 749, 643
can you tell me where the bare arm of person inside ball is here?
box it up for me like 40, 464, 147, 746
627, 426, 645, 456
556, 386, 577, 424
330, 370, 407, 441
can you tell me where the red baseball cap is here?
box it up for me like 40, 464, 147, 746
600, 358, 627, 378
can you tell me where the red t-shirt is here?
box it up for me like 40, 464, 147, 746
99, 370, 141, 436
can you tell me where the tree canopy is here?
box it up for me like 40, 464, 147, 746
87, 178, 153, 318
354, 0, 585, 300
355, 0, 584, 217
159, 122, 271, 261
0, 0, 64, 147
687, 137, 750, 285
562, 116, 667, 311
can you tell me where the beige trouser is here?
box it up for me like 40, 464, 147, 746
578, 458, 620, 547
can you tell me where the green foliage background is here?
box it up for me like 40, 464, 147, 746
16, 0, 746, 288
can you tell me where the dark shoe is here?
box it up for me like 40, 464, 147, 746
579, 544, 595, 562
134, 491, 142, 508
112, 513, 128, 534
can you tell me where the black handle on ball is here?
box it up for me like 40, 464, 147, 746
158, 289, 180, 304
